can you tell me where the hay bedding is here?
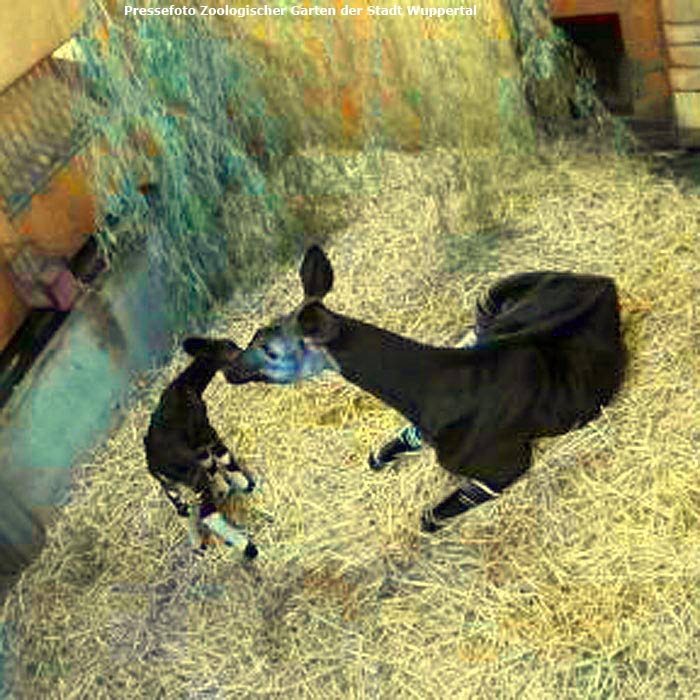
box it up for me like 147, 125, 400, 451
3, 142, 700, 699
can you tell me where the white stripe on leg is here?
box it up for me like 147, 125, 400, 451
227, 471, 251, 492
217, 452, 232, 468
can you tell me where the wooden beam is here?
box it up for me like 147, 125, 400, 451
0, 1, 87, 94
550, 0, 618, 18
664, 23, 700, 45
673, 92, 700, 146
668, 45, 700, 68
669, 67, 700, 92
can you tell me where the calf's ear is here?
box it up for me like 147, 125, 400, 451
297, 302, 339, 344
300, 245, 334, 300
183, 337, 209, 357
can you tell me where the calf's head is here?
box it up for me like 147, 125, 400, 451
182, 336, 266, 385
238, 246, 339, 384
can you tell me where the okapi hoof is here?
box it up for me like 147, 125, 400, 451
420, 509, 443, 533
368, 452, 387, 471
244, 477, 256, 494
243, 542, 259, 559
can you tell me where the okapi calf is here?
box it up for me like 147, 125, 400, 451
144, 337, 265, 558
236, 246, 627, 532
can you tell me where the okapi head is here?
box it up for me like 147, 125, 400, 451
179, 336, 268, 387
239, 245, 493, 439
237, 246, 340, 384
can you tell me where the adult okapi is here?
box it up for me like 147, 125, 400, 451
235, 246, 627, 532
145, 337, 266, 558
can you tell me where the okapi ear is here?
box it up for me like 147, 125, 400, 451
297, 302, 339, 343
300, 245, 334, 300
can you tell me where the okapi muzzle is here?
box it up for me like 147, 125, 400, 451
241, 316, 338, 384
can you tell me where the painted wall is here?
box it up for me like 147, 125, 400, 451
0, 251, 171, 586
0, 156, 97, 351
0, 1, 87, 93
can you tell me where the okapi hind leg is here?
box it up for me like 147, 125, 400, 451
157, 478, 191, 518
369, 425, 423, 470
198, 503, 259, 559
424, 438, 533, 532
420, 479, 501, 533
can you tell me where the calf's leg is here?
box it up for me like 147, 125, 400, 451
198, 502, 258, 559
155, 476, 191, 517
210, 439, 256, 493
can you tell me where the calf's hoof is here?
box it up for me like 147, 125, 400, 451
243, 542, 259, 559
177, 504, 190, 518
244, 477, 256, 494
368, 452, 386, 471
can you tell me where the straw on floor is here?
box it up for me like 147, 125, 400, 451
2, 141, 699, 699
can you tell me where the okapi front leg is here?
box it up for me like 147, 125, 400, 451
211, 443, 256, 493
369, 425, 423, 470
420, 479, 500, 533
216, 449, 256, 493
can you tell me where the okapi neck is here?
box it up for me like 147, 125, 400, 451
325, 314, 470, 433
173, 357, 218, 396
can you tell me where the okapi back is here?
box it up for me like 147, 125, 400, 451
435, 272, 626, 486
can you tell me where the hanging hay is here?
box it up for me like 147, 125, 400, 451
152, 0, 531, 152
70, 0, 423, 335
2, 138, 699, 698
72, 0, 300, 331
507, 0, 614, 136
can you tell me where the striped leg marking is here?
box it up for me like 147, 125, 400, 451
157, 477, 191, 517
369, 425, 423, 470
214, 448, 256, 493
199, 509, 258, 559
421, 478, 501, 532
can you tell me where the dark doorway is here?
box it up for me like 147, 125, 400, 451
553, 13, 633, 115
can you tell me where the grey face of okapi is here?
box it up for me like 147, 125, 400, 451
238, 246, 340, 384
